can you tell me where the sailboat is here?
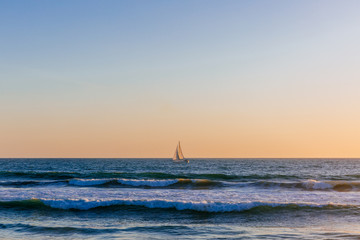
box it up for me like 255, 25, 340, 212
173, 141, 189, 163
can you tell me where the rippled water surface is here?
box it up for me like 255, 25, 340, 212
1, 158, 360, 239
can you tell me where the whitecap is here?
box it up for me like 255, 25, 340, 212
302, 180, 333, 190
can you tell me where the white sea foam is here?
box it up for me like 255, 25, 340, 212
302, 180, 333, 190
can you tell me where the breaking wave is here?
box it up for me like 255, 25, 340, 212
253, 179, 360, 192
0, 199, 358, 213
0, 171, 301, 181
69, 178, 220, 188
0, 178, 221, 188
2, 176, 360, 192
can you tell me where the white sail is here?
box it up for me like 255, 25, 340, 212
173, 142, 185, 161
178, 142, 184, 159
173, 147, 179, 160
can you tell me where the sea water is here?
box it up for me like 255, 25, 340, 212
0, 158, 360, 239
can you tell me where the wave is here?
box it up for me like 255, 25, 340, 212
2, 176, 360, 192
0, 222, 118, 234
68, 179, 112, 186
0, 222, 193, 235
0, 171, 302, 181
0, 171, 186, 180
0, 178, 221, 188
69, 178, 220, 188
2, 177, 360, 192
0, 180, 67, 187
0, 198, 358, 213
253, 179, 360, 192
68, 178, 180, 187
0, 171, 81, 179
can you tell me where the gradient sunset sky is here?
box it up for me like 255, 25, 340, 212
1, 0, 360, 158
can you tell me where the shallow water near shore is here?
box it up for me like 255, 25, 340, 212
1, 158, 360, 239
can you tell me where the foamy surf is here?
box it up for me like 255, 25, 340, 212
302, 179, 333, 190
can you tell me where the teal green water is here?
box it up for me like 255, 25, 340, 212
1, 158, 360, 239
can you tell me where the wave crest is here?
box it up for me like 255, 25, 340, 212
68, 178, 220, 188
1, 198, 356, 213
0, 171, 300, 181
254, 179, 360, 192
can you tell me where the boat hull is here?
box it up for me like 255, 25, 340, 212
173, 159, 189, 163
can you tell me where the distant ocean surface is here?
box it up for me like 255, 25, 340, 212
1, 158, 360, 239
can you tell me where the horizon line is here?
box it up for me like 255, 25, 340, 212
1, 157, 360, 159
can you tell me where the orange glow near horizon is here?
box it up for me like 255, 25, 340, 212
2, 100, 360, 158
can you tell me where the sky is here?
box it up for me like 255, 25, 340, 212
1, 0, 360, 158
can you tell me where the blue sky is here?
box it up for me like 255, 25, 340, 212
1, 1, 360, 157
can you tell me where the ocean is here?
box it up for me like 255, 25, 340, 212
1, 158, 360, 239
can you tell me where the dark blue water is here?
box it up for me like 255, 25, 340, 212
1, 158, 360, 239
